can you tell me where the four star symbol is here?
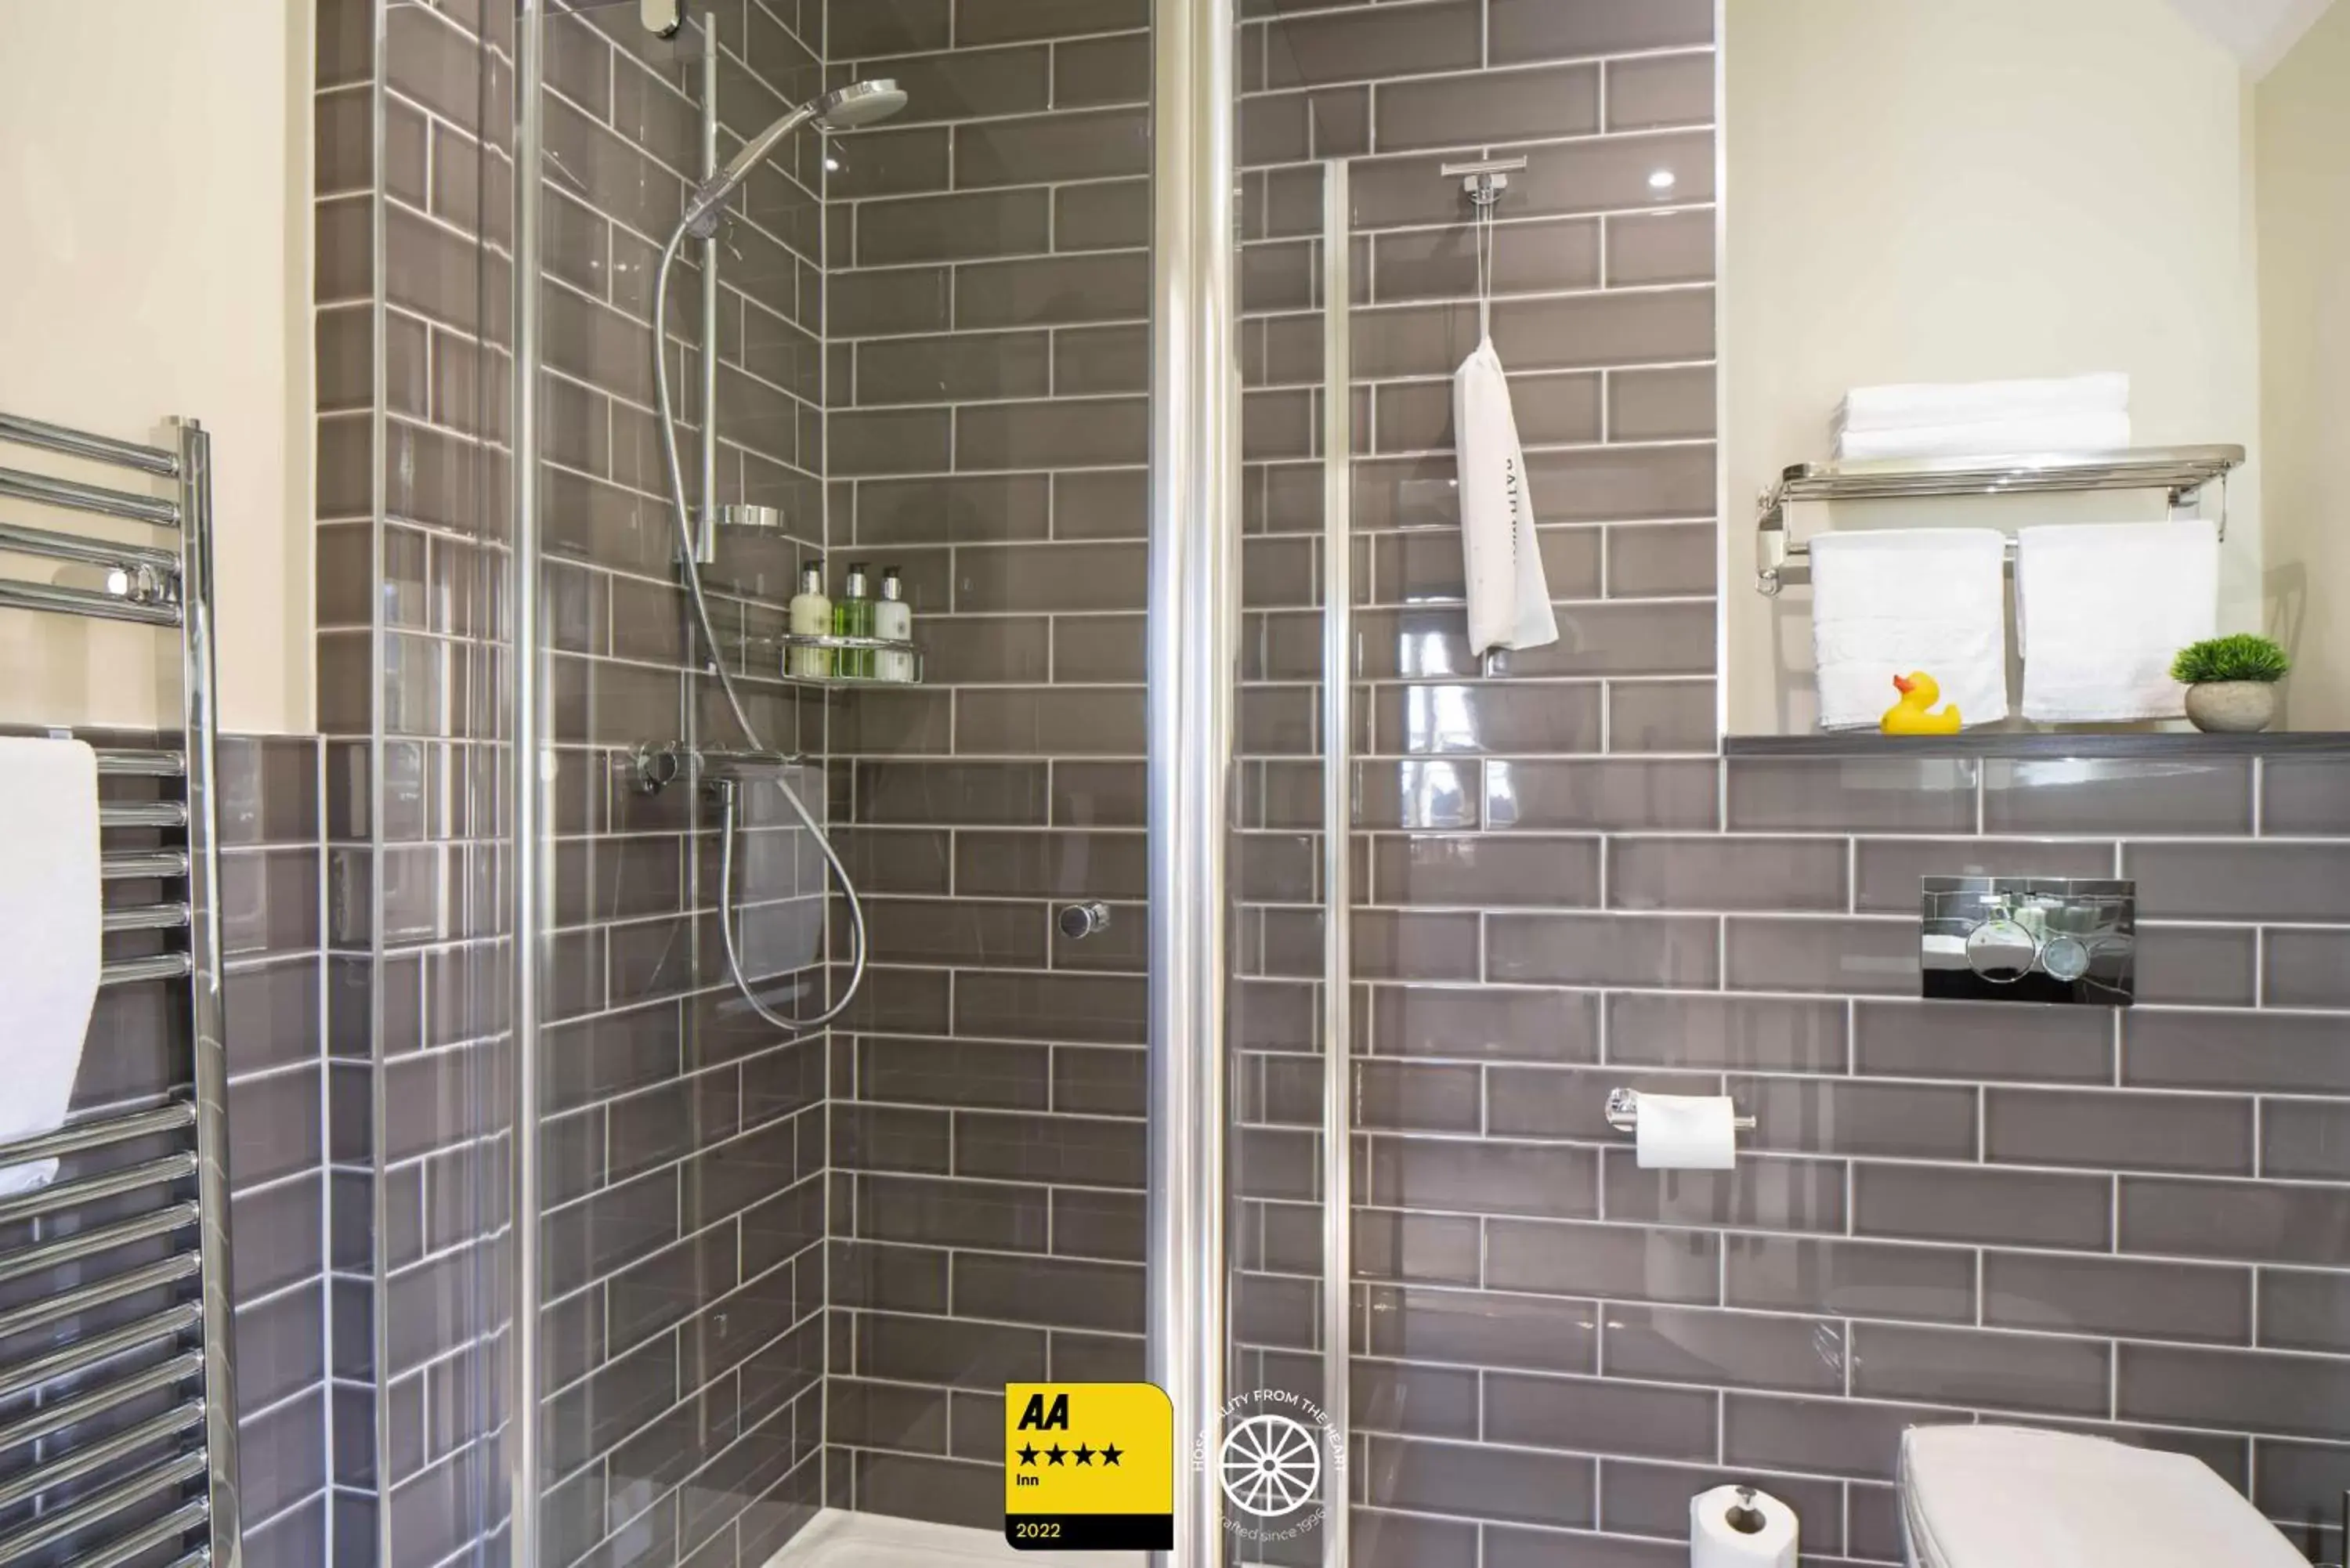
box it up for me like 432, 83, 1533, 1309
1016, 1439, 1126, 1468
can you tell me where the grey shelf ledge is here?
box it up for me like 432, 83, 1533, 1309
1726, 731, 2350, 759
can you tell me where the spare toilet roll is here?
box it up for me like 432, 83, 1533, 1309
1635, 1093, 1738, 1170
1692, 1483, 1799, 1568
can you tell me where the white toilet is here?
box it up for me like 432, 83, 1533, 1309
1899, 1425, 2307, 1567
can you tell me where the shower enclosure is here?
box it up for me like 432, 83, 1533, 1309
337, 0, 1734, 1561
321, 3, 2350, 1568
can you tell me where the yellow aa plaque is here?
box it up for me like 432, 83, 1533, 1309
1003, 1382, 1175, 1551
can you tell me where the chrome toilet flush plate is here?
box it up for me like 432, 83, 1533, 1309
1921, 877, 2135, 1005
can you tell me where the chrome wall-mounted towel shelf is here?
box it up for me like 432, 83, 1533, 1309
1755, 444, 2246, 596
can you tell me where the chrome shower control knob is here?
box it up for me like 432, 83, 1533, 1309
1058, 902, 1112, 941
1965, 917, 2040, 984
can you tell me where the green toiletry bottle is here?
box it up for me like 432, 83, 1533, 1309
834, 562, 874, 678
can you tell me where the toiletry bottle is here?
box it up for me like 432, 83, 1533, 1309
787, 562, 832, 679
834, 562, 874, 678
875, 567, 914, 682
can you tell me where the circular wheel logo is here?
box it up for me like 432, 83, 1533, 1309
1218, 1414, 1321, 1519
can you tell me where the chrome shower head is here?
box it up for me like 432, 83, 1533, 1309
678, 78, 908, 240
812, 79, 908, 130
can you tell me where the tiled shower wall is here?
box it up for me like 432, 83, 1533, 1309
819, 0, 1157, 1524
322, 0, 839, 1565
316, 0, 522, 1562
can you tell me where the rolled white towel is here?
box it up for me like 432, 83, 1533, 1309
1835, 372, 2130, 434
1835, 412, 2132, 462
1810, 529, 2009, 731
2016, 521, 2218, 724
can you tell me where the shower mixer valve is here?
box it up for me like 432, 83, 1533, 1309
627, 742, 806, 796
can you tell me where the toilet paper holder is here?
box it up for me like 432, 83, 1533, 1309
1606, 1088, 1758, 1134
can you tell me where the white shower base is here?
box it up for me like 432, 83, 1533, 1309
763, 1508, 1145, 1568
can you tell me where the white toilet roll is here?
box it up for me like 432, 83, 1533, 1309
1635, 1093, 1738, 1170
1692, 1484, 1799, 1568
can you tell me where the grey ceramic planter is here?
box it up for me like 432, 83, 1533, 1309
2184, 681, 2278, 733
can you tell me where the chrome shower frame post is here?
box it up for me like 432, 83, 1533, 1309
1148, 0, 1237, 1559
507, 3, 548, 1563
1315, 161, 1354, 1568
177, 417, 244, 1568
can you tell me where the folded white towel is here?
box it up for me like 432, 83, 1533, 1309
1836, 372, 2130, 434
1835, 412, 2132, 461
1455, 335, 1558, 656
0, 737, 103, 1196
2016, 521, 2218, 724
1810, 529, 2009, 730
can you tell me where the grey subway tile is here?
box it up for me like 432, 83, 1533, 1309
1985, 1086, 2253, 1176
1489, 0, 1713, 63
1983, 757, 2251, 836
1723, 916, 1918, 996
1603, 1303, 1845, 1395
1726, 757, 1978, 833
2117, 1343, 2350, 1440
1484, 1370, 1717, 1461
1487, 912, 1720, 989
1854, 1162, 2110, 1249
1985, 1251, 2251, 1345
2127, 842, 2350, 921
1853, 836, 2116, 913
1849, 1322, 2110, 1418
1608, 992, 1848, 1073
1856, 998, 2113, 1084
1724, 1235, 1976, 1324
1609, 836, 1846, 912
1486, 1219, 1721, 1306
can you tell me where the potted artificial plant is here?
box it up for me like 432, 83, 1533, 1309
2171, 634, 2290, 733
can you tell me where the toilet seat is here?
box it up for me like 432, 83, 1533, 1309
1900, 1425, 2305, 1568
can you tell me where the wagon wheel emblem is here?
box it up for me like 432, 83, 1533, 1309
1218, 1414, 1321, 1519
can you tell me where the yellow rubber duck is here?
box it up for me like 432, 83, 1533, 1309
1881, 671, 1964, 735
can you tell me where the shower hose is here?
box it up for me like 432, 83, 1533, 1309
649, 222, 869, 1034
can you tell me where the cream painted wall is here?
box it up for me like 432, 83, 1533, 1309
0, 1, 313, 735
1722, 0, 2263, 735
2255, 1, 2350, 729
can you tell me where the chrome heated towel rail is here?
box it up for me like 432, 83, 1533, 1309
0, 411, 239, 1567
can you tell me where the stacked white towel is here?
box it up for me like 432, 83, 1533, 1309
1833, 373, 2131, 461
2016, 521, 2219, 723
1810, 529, 2010, 730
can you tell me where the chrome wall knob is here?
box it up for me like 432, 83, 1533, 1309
1058, 902, 1112, 941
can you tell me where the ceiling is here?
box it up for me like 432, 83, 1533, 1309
2164, 0, 2337, 74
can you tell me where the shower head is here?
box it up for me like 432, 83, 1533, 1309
812, 79, 909, 130
678, 78, 906, 240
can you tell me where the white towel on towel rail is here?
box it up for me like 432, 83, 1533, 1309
1835, 411, 2132, 461
1455, 335, 1558, 657
0, 737, 103, 1195
2016, 521, 2218, 724
1835, 372, 2131, 433
1809, 529, 2009, 730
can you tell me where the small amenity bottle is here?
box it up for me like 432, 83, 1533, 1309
787, 562, 832, 678
875, 567, 914, 683
834, 562, 875, 677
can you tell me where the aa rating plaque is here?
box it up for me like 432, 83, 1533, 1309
1003, 1382, 1174, 1551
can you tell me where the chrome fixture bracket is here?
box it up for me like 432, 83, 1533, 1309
1441, 155, 1527, 208
680, 502, 786, 567
1605, 1088, 1757, 1135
